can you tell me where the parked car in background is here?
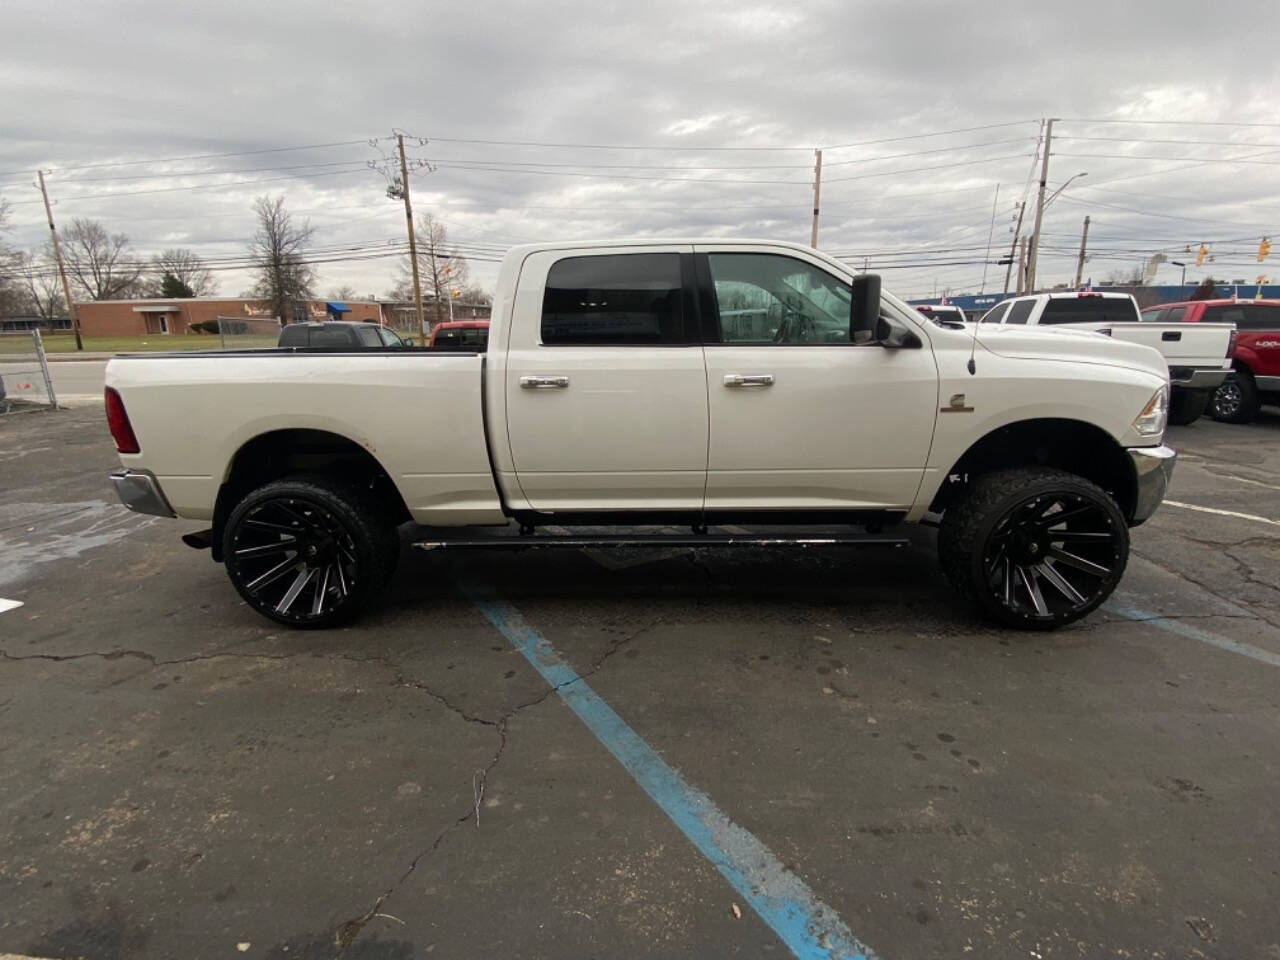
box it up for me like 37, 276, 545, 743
1141, 299, 1280, 423
278, 321, 412, 349
429, 320, 490, 350
915, 304, 968, 327
982, 291, 1234, 425
105, 239, 1175, 632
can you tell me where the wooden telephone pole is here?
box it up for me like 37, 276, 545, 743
1074, 215, 1091, 289
37, 171, 82, 351
1003, 201, 1026, 295
809, 149, 823, 248
1026, 117, 1056, 293
395, 133, 425, 335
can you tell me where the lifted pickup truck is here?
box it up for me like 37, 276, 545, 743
106, 240, 1175, 631
981, 291, 1233, 425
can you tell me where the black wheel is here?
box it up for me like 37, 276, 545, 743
222, 475, 399, 628
1168, 389, 1209, 426
939, 468, 1128, 630
1209, 371, 1259, 424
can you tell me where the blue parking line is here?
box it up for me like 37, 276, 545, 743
459, 580, 878, 960
1107, 602, 1280, 668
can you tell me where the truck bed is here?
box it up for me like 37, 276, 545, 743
106, 351, 505, 525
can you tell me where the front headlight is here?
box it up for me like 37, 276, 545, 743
1133, 384, 1169, 438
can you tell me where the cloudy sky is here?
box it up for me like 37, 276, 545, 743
3, 0, 1279, 303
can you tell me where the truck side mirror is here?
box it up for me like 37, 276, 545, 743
851, 274, 882, 344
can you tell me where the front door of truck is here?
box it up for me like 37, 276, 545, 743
696, 248, 938, 511
503, 246, 708, 512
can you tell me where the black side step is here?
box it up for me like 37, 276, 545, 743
413, 533, 907, 552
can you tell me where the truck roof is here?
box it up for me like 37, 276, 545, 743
504, 238, 826, 256
1150, 298, 1280, 308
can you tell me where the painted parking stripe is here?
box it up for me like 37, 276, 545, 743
0, 598, 23, 615
459, 580, 878, 960
1163, 500, 1280, 527
1108, 602, 1280, 668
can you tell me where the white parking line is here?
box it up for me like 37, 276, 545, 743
0, 598, 24, 614
1163, 500, 1280, 528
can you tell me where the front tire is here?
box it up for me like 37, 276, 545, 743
222, 475, 400, 628
938, 468, 1128, 630
1209, 371, 1259, 424
1168, 389, 1209, 426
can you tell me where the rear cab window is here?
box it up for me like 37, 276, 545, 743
1004, 300, 1036, 325
1038, 297, 1140, 325
278, 325, 309, 347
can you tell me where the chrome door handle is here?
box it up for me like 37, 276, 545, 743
723, 374, 774, 388
520, 375, 570, 389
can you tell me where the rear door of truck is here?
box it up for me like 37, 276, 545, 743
502, 245, 709, 512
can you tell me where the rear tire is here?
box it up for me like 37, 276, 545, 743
1209, 371, 1259, 424
1168, 389, 1209, 426
222, 475, 400, 628
938, 468, 1128, 630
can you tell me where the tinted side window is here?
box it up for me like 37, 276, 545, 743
979, 302, 1010, 324
1237, 305, 1280, 331
1039, 298, 1140, 325
542, 254, 684, 345
1202, 305, 1246, 326
312, 326, 355, 347
355, 326, 382, 347
706, 253, 852, 344
1005, 301, 1035, 325
278, 325, 308, 346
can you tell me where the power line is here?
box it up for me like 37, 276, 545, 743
1059, 118, 1280, 128
1053, 151, 1280, 166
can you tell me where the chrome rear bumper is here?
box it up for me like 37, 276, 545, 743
1168, 368, 1228, 390
111, 469, 175, 518
1128, 445, 1176, 526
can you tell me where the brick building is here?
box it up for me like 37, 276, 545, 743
75, 298, 384, 338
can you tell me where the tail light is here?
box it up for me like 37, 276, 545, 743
1228, 329, 1238, 358
105, 387, 140, 454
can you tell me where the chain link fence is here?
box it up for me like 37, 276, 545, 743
0, 330, 58, 414
215, 316, 282, 349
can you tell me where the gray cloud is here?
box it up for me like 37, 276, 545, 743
3, 0, 1279, 299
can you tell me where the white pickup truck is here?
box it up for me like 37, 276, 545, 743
105, 240, 1175, 631
979, 291, 1233, 425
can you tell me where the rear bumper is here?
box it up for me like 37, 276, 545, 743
1128, 445, 1176, 526
111, 469, 175, 518
1168, 367, 1228, 390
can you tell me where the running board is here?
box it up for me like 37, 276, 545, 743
413, 533, 908, 551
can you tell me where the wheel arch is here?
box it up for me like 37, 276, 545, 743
929, 418, 1137, 522
211, 428, 410, 561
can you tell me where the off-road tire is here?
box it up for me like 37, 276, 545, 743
938, 467, 1129, 630
222, 474, 400, 628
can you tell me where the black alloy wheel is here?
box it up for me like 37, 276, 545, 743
1209, 373, 1258, 424
939, 468, 1129, 630
223, 476, 398, 628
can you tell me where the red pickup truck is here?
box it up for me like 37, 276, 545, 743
1141, 299, 1280, 423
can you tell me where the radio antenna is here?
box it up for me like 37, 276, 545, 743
967, 311, 979, 375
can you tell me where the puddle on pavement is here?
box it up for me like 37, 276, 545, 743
0, 500, 157, 589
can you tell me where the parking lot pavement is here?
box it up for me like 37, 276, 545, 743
2, 408, 1280, 959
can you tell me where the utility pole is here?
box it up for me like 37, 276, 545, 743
1074, 215, 1091, 289
1003, 201, 1027, 294
1026, 117, 1056, 293
37, 170, 82, 351
980, 184, 1000, 293
809, 149, 823, 248
1016, 236, 1028, 294
395, 133, 425, 335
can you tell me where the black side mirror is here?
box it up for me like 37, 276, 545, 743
851, 274, 882, 344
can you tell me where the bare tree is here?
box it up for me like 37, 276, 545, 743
149, 248, 217, 298
0, 197, 21, 315
326, 284, 358, 301
249, 195, 315, 323
14, 251, 65, 321
391, 213, 469, 326
57, 218, 145, 300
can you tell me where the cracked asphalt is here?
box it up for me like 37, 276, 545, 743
2, 407, 1280, 959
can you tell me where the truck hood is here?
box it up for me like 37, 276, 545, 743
975, 324, 1167, 381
